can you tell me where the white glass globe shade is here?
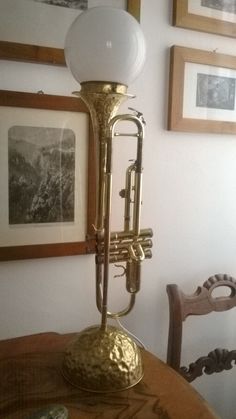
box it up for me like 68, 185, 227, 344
64, 7, 146, 86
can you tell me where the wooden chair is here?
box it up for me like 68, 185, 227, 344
166, 273, 236, 382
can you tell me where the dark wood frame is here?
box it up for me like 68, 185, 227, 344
173, 0, 236, 38
0, 90, 96, 261
0, 0, 141, 66
127, 0, 141, 22
168, 45, 236, 134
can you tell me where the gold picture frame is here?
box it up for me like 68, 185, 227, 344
0, 90, 95, 261
173, 0, 236, 38
168, 45, 236, 134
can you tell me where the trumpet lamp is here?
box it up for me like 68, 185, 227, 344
62, 6, 150, 393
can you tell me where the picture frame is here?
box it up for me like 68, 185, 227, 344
0, 0, 140, 57
0, 90, 96, 261
168, 45, 236, 134
173, 0, 236, 38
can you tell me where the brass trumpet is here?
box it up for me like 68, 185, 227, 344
95, 112, 153, 324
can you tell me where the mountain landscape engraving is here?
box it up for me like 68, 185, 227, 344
8, 125, 75, 225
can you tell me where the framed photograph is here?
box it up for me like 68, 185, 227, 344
173, 0, 236, 38
168, 45, 236, 134
0, 90, 96, 261
0, 0, 140, 53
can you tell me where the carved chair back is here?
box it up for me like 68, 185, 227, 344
166, 274, 236, 382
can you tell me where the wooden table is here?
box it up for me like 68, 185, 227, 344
0, 332, 219, 419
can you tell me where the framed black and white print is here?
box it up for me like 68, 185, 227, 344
0, 90, 96, 261
168, 46, 236, 134
173, 0, 236, 38
0, 0, 140, 53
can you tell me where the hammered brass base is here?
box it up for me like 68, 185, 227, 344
62, 325, 143, 392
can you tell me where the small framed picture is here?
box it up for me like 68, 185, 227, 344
168, 45, 236, 134
173, 0, 236, 38
0, 90, 95, 261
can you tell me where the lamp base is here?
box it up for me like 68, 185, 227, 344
62, 325, 143, 392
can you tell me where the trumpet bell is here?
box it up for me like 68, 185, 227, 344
62, 325, 143, 392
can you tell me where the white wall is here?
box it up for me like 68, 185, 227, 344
1, 1, 236, 417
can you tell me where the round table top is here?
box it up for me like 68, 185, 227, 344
0, 331, 219, 419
